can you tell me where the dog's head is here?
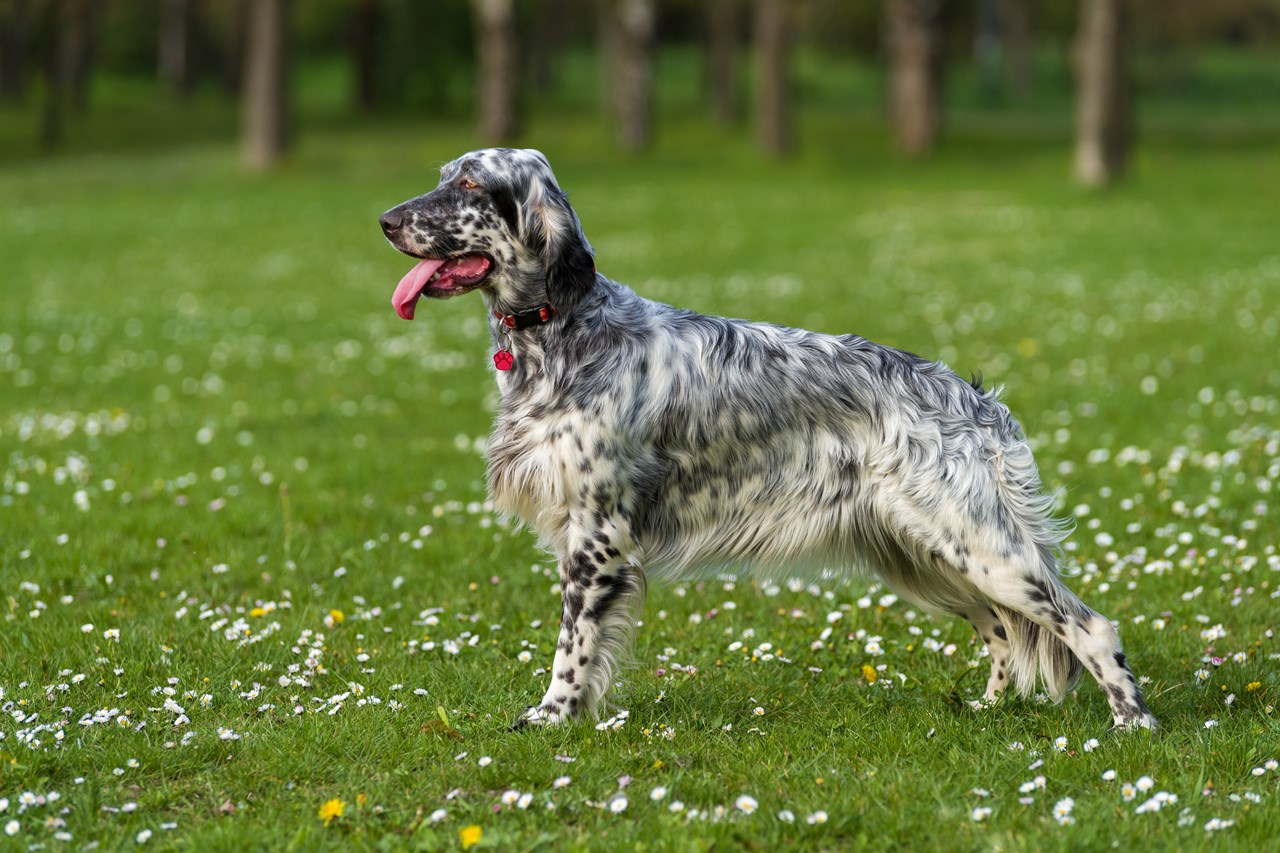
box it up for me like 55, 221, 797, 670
380, 148, 596, 320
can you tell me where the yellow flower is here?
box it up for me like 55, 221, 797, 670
1246, 681, 1262, 692
861, 664, 877, 683
318, 798, 346, 826
327, 609, 345, 627
249, 607, 267, 617
356, 793, 368, 807
459, 824, 482, 849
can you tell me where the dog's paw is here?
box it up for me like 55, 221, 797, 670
1109, 713, 1159, 734
511, 703, 569, 731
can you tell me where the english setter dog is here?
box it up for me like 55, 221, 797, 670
378, 148, 1155, 732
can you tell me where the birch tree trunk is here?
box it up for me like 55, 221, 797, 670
886, 0, 941, 158
610, 0, 654, 151
241, 0, 290, 171
473, 0, 519, 141
1073, 0, 1130, 186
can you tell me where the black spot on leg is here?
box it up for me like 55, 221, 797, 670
993, 624, 1007, 641
1114, 652, 1129, 671
564, 589, 585, 622
584, 572, 630, 622
559, 668, 576, 684
569, 697, 579, 713
578, 655, 589, 666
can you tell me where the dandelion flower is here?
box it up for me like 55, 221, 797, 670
459, 824, 482, 849
318, 799, 345, 826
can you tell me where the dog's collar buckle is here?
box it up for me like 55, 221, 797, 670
494, 303, 558, 330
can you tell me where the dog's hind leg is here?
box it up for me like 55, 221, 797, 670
961, 545, 1156, 731
514, 521, 645, 728
961, 604, 1013, 705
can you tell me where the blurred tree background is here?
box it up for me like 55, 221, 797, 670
1, 0, 1275, 184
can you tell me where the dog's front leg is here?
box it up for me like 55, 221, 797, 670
515, 530, 643, 728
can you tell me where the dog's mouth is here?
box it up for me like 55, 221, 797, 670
391, 254, 493, 320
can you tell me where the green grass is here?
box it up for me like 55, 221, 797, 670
2, 63, 1279, 850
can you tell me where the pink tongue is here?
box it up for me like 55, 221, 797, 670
391, 259, 446, 320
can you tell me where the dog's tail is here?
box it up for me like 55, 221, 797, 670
985, 422, 1085, 703
991, 603, 1083, 702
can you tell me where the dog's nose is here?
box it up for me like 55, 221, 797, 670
379, 211, 404, 235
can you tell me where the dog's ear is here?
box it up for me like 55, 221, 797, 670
520, 173, 596, 307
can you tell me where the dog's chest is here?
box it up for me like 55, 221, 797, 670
486, 396, 614, 533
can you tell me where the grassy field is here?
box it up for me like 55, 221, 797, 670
2, 59, 1279, 850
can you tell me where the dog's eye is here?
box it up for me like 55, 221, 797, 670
460, 178, 480, 190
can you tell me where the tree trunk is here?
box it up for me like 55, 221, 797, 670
158, 0, 189, 95
753, 0, 790, 157
241, 0, 289, 171
0, 0, 31, 103
707, 0, 738, 125
351, 0, 379, 113
1000, 0, 1031, 98
885, 0, 941, 158
473, 0, 519, 142
1073, 0, 1129, 186
609, 0, 654, 152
